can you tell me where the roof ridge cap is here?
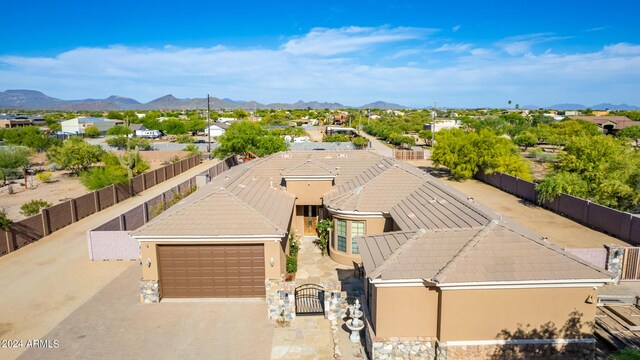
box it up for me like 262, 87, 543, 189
432, 220, 499, 283
368, 229, 426, 279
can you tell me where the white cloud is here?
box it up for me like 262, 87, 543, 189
452, 25, 461, 32
496, 33, 572, 56
0, 26, 639, 107
281, 26, 434, 56
435, 43, 472, 53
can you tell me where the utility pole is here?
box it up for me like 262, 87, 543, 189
206, 94, 211, 159
432, 102, 436, 146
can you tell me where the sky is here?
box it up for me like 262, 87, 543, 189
1, 0, 639, 108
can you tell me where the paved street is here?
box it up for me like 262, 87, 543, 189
0, 159, 220, 360
19, 265, 273, 360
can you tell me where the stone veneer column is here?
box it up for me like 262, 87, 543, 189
266, 280, 295, 321
324, 281, 343, 320
139, 280, 159, 303
605, 244, 624, 282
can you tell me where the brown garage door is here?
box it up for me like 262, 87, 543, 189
158, 244, 265, 298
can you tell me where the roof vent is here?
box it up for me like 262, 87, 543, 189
354, 187, 363, 195
429, 197, 437, 203
438, 199, 448, 205
407, 212, 416, 219
337, 153, 347, 158
282, 154, 291, 158
237, 184, 246, 188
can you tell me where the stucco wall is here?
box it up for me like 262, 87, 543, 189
438, 287, 597, 342
374, 285, 440, 338
329, 214, 391, 265
139, 239, 286, 282
285, 179, 333, 205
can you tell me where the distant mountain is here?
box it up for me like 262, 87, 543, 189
591, 103, 640, 110
0, 90, 65, 109
359, 101, 407, 110
521, 104, 542, 110
547, 103, 588, 111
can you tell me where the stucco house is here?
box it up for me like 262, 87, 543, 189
61, 117, 123, 134
204, 122, 228, 137
130, 151, 614, 359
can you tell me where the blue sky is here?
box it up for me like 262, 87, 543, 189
1, 0, 639, 107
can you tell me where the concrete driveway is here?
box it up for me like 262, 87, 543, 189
18, 265, 274, 360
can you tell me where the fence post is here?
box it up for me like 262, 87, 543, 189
41, 209, 51, 236
93, 191, 100, 212
164, 164, 168, 180
112, 184, 118, 204
119, 214, 126, 231
4, 230, 14, 253
143, 202, 149, 224
153, 169, 158, 186
142, 174, 147, 191
69, 200, 77, 223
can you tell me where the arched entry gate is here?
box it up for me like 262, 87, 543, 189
295, 284, 325, 316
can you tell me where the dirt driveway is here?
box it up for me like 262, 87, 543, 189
0, 159, 219, 360
405, 159, 628, 249
18, 265, 273, 360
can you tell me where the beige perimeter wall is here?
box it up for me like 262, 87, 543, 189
374, 285, 440, 338
438, 287, 598, 341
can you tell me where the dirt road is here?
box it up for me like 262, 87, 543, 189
0, 159, 218, 360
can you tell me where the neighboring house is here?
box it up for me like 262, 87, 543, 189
557, 110, 580, 116
543, 113, 565, 121
60, 117, 123, 134
593, 110, 610, 116
248, 116, 263, 122
130, 124, 162, 138
217, 117, 237, 123
568, 115, 639, 134
0, 116, 33, 128
204, 122, 228, 136
130, 151, 614, 359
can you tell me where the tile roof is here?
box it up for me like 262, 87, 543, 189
282, 158, 335, 177
133, 164, 295, 237
390, 180, 495, 231
357, 220, 614, 283
324, 161, 426, 212
568, 116, 640, 129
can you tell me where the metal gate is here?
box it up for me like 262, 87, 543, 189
621, 248, 640, 281
295, 284, 325, 315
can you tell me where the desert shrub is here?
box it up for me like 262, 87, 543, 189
176, 134, 194, 143
107, 126, 132, 136
80, 167, 128, 190
0, 210, 12, 230
183, 144, 201, 157
19, 199, 52, 216
85, 125, 101, 138
35, 171, 54, 183
286, 255, 298, 274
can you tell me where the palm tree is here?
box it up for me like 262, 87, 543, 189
508, 100, 512, 108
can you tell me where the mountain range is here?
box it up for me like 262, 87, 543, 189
522, 103, 640, 111
0, 90, 408, 111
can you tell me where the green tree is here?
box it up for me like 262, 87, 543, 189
232, 109, 249, 119
513, 131, 538, 150
85, 125, 101, 138
46, 137, 105, 175
106, 111, 124, 120
0, 146, 32, 186
213, 121, 285, 158
0, 126, 59, 151
106, 136, 151, 150
540, 135, 640, 210
176, 134, 194, 143
617, 125, 640, 149
107, 126, 132, 136
418, 130, 433, 146
162, 119, 188, 135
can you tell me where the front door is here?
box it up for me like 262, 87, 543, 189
303, 205, 318, 236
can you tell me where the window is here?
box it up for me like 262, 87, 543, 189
351, 221, 365, 254
337, 220, 347, 252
